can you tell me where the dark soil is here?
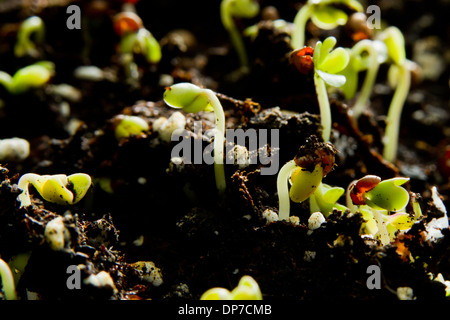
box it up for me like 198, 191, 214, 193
0, 0, 449, 302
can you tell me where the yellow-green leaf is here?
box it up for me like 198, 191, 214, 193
311, 6, 348, 30
67, 173, 92, 204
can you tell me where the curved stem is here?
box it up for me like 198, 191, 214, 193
0, 258, 17, 300
291, 4, 313, 49
352, 41, 380, 119
205, 89, 226, 195
277, 160, 297, 220
314, 73, 332, 142
221, 0, 249, 69
383, 62, 411, 163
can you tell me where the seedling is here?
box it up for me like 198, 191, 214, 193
114, 12, 161, 82
309, 182, 347, 217
113, 115, 149, 141
347, 175, 411, 245
291, 0, 363, 49
221, 0, 260, 70
0, 258, 17, 300
163, 82, 226, 194
339, 39, 387, 118
378, 26, 412, 163
17, 173, 92, 208
0, 61, 54, 94
277, 137, 336, 221
14, 16, 45, 58
291, 37, 349, 141
200, 275, 262, 300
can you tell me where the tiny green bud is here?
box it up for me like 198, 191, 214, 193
114, 115, 149, 140
200, 275, 262, 300
379, 26, 406, 66
230, 275, 263, 300
14, 16, 45, 58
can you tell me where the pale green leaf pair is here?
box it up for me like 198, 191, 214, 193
310, 183, 347, 217
309, 0, 363, 29
201, 275, 262, 300
163, 82, 214, 113
363, 177, 410, 211
313, 37, 350, 87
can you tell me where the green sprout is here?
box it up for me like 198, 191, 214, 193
113, 115, 149, 141
309, 182, 347, 217
378, 27, 412, 163
277, 137, 336, 221
114, 12, 161, 83
200, 275, 262, 300
17, 173, 92, 208
120, 28, 162, 64
0, 61, 54, 94
339, 39, 387, 118
0, 258, 17, 300
291, 0, 363, 49
347, 175, 411, 245
163, 82, 226, 195
312, 37, 350, 141
14, 16, 45, 58
221, 0, 260, 70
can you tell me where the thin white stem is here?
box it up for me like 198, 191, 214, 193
277, 160, 297, 220
291, 4, 313, 49
205, 89, 226, 195
0, 258, 17, 300
221, 0, 249, 69
383, 63, 411, 163
372, 210, 390, 246
352, 41, 380, 119
314, 73, 332, 142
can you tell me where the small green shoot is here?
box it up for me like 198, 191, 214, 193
277, 137, 336, 221
14, 16, 45, 58
291, 0, 363, 49
0, 258, 17, 300
291, 37, 349, 141
378, 27, 411, 163
114, 115, 149, 141
200, 275, 262, 300
313, 37, 350, 141
163, 82, 226, 195
309, 182, 347, 217
0, 61, 54, 94
221, 0, 260, 70
339, 39, 387, 118
114, 12, 161, 83
347, 175, 411, 245
17, 173, 92, 208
